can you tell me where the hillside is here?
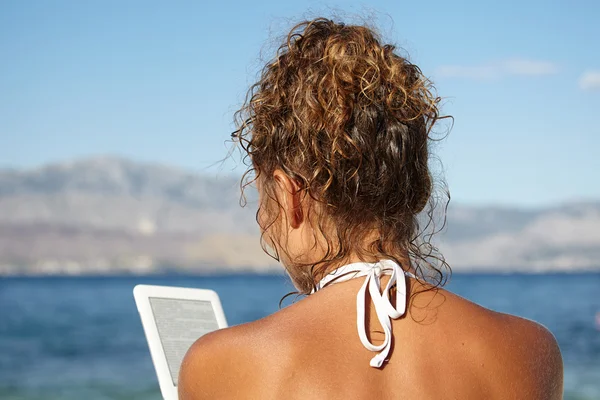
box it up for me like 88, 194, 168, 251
1, 157, 598, 275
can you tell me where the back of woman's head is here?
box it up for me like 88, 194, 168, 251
233, 17, 450, 294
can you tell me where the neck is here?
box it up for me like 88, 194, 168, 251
311, 252, 410, 285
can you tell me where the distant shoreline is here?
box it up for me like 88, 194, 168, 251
2, 269, 599, 279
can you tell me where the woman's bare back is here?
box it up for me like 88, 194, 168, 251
179, 277, 563, 399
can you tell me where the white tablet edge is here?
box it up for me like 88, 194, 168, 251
133, 284, 228, 400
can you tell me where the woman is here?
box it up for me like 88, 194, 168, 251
179, 18, 563, 399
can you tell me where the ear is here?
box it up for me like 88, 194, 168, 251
273, 169, 304, 229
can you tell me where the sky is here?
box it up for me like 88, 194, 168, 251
1, 0, 599, 207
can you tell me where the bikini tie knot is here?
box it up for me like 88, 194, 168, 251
313, 260, 411, 368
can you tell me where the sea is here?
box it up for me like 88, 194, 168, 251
0, 273, 599, 400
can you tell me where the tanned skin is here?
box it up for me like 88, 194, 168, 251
179, 171, 563, 400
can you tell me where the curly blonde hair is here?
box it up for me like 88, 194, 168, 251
232, 17, 451, 295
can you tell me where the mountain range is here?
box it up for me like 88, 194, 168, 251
1, 157, 598, 275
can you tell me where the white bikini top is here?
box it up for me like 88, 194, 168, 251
313, 259, 414, 368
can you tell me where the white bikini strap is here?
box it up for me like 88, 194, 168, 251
314, 259, 409, 368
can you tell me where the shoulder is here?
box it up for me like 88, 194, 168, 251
178, 326, 235, 400
456, 297, 564, 399
418, 286, 563, 399
178, 309, 300, 400
488, 313, 563, 398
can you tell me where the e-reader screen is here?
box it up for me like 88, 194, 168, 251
148, 297, 220, 385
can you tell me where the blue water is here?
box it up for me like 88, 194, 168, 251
0, 273, 599, 400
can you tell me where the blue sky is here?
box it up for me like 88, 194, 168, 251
1, 0, 599, 207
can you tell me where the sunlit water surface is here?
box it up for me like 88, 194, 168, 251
1, 273, 598, 400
